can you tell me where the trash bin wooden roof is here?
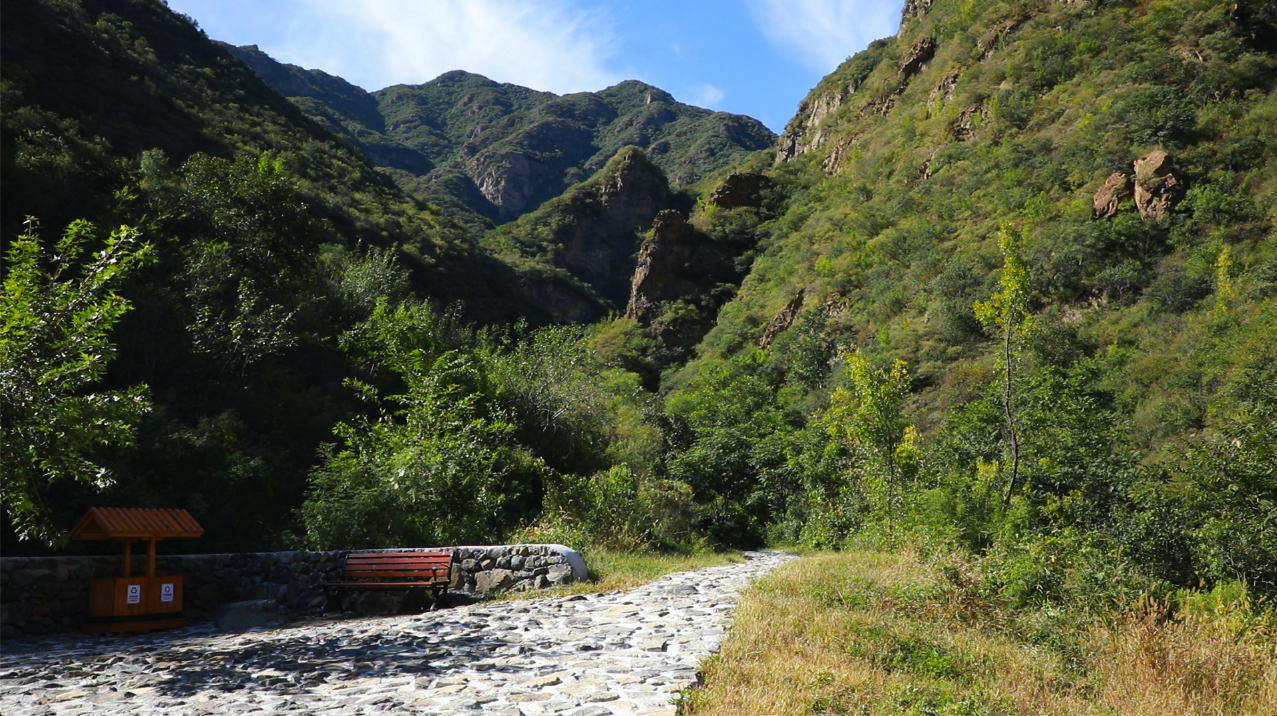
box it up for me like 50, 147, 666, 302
71, 508, 204, 541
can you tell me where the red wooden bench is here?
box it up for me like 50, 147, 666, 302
321, 550, 455, 614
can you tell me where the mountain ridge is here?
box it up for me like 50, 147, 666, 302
224, 44, 777, 226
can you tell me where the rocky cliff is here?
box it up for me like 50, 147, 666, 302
483, 147, 677, 322
626, 173, 772, 354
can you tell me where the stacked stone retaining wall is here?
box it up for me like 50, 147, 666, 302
0, 544, 585, 640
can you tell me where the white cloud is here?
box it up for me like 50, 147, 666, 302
690, 83, 726, 109
744, 0, 904, 73
277, 0, 622, 94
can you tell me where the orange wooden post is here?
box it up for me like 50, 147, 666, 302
147, 538, 157, 578
121, 541, 132, 577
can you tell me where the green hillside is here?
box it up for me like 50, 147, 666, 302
224, 45, 776, 225
659, 0, 1276, 585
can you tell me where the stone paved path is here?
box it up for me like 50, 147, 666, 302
0, 551, 795, 715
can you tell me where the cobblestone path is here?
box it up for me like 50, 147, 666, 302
0, 551, 795, 715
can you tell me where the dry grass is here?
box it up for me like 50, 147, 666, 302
1098, 597, 1277, 715
684, 551, 1277, 716
497, 549, 744, 601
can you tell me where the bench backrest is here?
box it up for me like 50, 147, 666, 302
342, 551, 454, 582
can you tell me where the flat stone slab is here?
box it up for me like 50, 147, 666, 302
0, 551, 795, 715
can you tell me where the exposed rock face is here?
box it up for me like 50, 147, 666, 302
851, 37, 937, 123
1093, 172, 1134, 219
628, 211, 706, 324
626, 211, 739, 354
823, 132, 863, 175
707, 173, 773, 209
978, 19, 1021, 59
467, 151, 557, 221
927, 68, 961, 118
903, 0, 935, 20
951, 102, 988, 141
1133, 150, 1182, 220
898, 37, 938, 78
775, 89, 851, 163
558, 151, 671, 307
760, 291, 807, 348
505, 148, 674, 322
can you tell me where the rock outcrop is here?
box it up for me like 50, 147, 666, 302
557, 150, 672, 307
903, 0, 935, 20
898, 37, 938, 78
466, 150, 558, 222
1133, 150, 1182, 220
951, 102, 988, 141
492, 147, 674, 322
899, 0, 935, 34
760, 292, 807, 348
628, 211, 704, 324
626, 211, 740, 354
1092, 172, 1134, 219
927, 68, 961, 118
775, 90, 851, 163
707, 172, 773, 209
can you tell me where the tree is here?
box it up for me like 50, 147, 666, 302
823, 351, 916, 539
300, 300, 523, 549
974, 224, 1034, 506
1, 218, 153, 546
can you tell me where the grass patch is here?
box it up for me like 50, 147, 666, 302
497, 549, 744, 600
683, 551, 1277, 716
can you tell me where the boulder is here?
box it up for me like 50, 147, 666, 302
546, 565, 574, 586
1092, 172, 1134, 219
1133, 150, 1182, 220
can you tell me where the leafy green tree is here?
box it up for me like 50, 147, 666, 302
301, 300, 522, 549
665, 353, 793, 547
823, 352, 916, 540
974, 225, 1035, 506
1, 218, 153, 546
301, 353, 520, 549
176, 152, 326, 373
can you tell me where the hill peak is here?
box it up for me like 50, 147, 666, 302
228, 47, 776, 224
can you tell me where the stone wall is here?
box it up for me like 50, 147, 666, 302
0, 544, 585, 640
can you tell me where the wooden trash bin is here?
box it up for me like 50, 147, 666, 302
71, 508, 204, 633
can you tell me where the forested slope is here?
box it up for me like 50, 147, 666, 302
1, 0, 532, 552
658, 0, 1276, 590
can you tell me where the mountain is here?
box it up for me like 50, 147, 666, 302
223, 45, 777, 225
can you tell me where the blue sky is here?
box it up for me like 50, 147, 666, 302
165, 0, 906, 133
